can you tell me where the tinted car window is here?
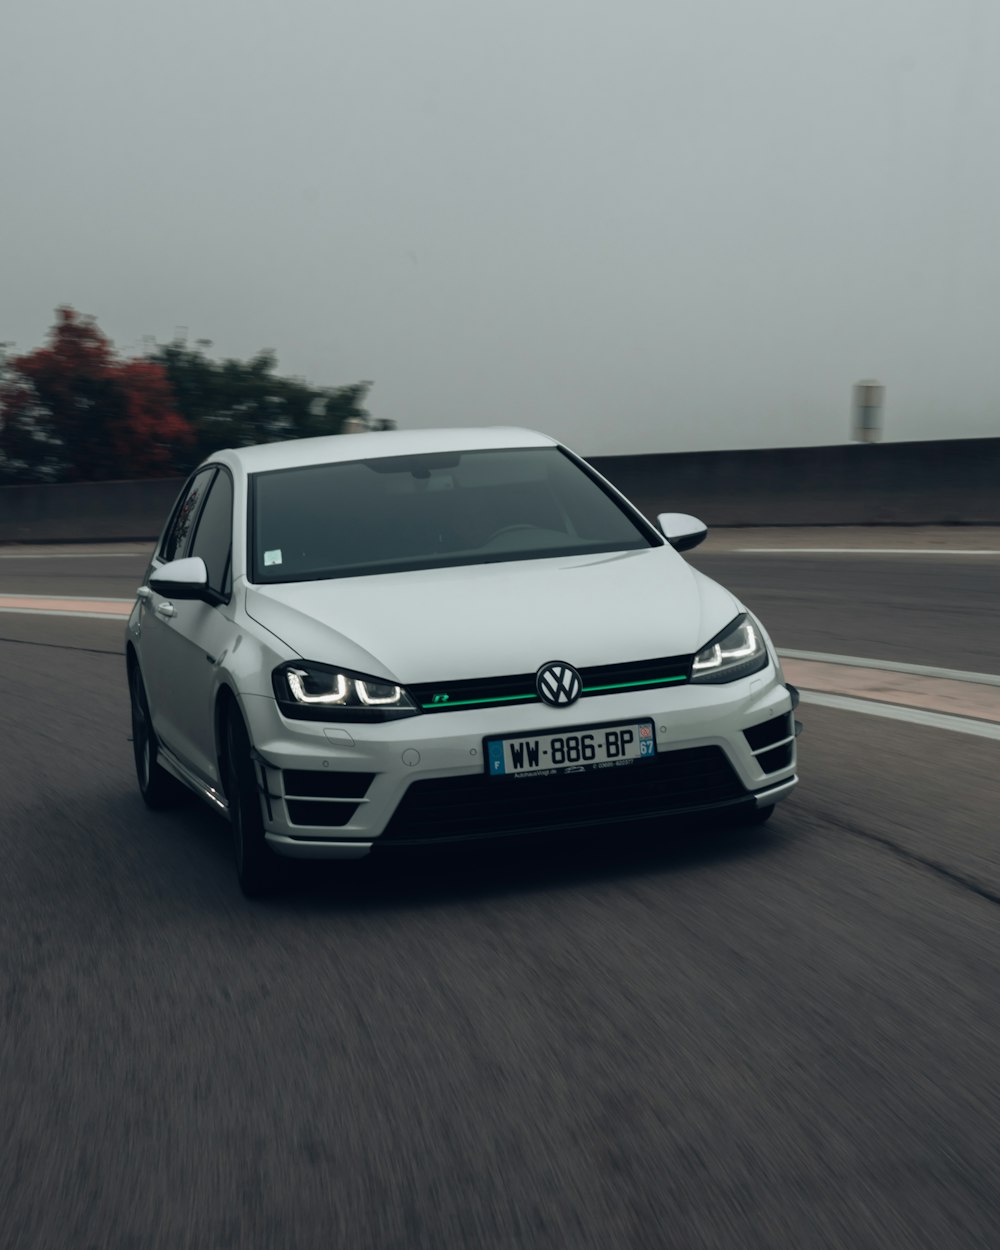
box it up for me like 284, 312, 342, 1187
189, 468, 234, 594
251, 446, 656, 582
160, 469, 215, 563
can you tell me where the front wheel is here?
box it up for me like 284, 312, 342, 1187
743, 804, 775, 826
224, 708, 281, 898
128, 662, 183, 809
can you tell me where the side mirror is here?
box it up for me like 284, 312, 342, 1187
149, 556, 211, 600
657, 512, 708, 553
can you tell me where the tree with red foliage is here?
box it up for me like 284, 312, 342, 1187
0, 307, 193, 482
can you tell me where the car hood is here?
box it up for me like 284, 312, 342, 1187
243, 547, 740, 683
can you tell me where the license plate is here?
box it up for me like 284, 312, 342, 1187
485, 719, 656, 778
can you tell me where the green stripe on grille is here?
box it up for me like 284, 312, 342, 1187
583, 676, 688, 693
421, 693, 537, 709
420, 674, 687, 709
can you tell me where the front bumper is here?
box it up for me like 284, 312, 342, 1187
240, 663, 798, 858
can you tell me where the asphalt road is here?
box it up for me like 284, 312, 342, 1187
2, 548, 999, 1249
688, 550, 1000, 673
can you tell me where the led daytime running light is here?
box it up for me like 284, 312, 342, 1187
287, 668, 350, 705
692, 622, 759, 672
357, 680, 404, 706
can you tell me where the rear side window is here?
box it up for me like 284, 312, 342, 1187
160, 468, 215, 563
189, 469, 234, 595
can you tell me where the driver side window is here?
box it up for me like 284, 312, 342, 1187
188, 469, 234, 597
160, 469, 215, 564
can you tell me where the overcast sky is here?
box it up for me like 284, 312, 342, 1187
4, 0, 1000, 454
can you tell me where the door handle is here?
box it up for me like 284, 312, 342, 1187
155, 602, 176, 618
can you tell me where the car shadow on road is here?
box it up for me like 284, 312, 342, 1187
272, 820, 786, 913
147, 792, 787, 912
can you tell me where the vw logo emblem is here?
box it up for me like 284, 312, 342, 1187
536, 661, 582, 707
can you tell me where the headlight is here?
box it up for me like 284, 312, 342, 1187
690, 614, 768, 684
273, 662, 418, 721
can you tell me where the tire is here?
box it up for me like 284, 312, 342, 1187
743, 804, 775, 826
129, 662, 183, 809
223, 707, 281, 898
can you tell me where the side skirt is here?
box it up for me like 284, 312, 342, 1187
158, 744, 231, 818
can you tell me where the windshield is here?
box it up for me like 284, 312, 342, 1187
249, 446, 658, 582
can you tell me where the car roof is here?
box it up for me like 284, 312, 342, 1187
213, 426, 559, 475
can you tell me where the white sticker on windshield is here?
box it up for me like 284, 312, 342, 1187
264, 549, 283, 566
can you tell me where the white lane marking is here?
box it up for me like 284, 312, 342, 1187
800, 691, 1000, 741
0, 594, 134, 604
0, 551, 148, 559
0, 608, 128, 621
738, 548, 1000, 555
778, 649, 1000, 689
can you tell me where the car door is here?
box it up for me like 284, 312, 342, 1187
148, 467, 237, 785
141, 467, 215, 755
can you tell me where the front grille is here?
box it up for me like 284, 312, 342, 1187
743, 715, 794, 775
409, 672, 539, 711
744, 714, 793, 752
286, 799, 359, 827
409, 654, 692, 713
380, 746, 747, 843
282, 770, 373, 799
756, 743, 793, 774
282, 770, 374, 829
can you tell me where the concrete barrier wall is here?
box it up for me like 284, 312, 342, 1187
590, 437, 1000, 527
1, 436, 998, 542
0, 477, 185, 543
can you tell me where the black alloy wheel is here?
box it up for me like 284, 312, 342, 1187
744, 804, 775, 826
224, 709, 281, 898
128, 663, 182, 809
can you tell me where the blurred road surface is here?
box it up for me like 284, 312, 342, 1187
1, 540, 999, 1249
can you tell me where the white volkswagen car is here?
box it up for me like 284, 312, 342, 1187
126, 428, 798, 895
